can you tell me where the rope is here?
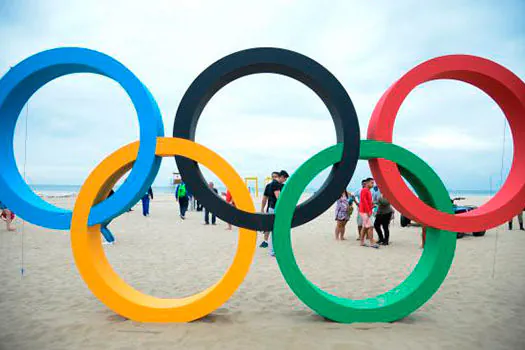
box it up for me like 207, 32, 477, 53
492, 118, 507, 279
20, 102, 29, 278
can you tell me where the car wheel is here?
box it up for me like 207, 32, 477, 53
473, 231, 486, 237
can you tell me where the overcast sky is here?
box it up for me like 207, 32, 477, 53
1, 0, 524, 192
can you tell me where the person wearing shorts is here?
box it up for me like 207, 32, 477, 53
334, 191, 351, 240
359, 178, 378, 248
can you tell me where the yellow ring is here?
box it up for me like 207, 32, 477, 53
70, 137, 256, 322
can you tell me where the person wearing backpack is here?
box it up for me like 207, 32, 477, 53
176, 181, 189, 219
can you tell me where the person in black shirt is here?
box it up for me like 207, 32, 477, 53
204, 182, 218, 225
269, 170, 289, 256
260, 171, 280, 248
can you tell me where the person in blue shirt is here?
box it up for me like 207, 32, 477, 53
372, 185, 381, 203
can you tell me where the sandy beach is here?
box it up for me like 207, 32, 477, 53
1, 194, 524, 349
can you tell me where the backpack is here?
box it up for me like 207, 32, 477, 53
177, 183, 187, 198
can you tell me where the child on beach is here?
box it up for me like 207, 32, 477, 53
334, 191, 351, 240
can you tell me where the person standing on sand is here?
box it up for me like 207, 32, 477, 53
508, 208, 524, 230
359, 177, 379, 248
269, 170, 289, 257
334, 191, 351, 240
204, 182, 218, 225
374, 194, 394, 245
141, 187, 153, 217
0, 200, 16, 231
353, 180, 366, 240
222, 189, 235, 230
260, 171, 280, 248
175, 182, 189, 219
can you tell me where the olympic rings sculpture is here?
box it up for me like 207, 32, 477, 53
1, 47, 524, 323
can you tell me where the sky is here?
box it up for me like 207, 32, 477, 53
0, 0, 524, 192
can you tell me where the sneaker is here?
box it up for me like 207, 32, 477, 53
370, 243, 380, 249
259, 241, 268, 248
203, 222, 209, 225
180, 215, 185, 220
102, 241, 114, 246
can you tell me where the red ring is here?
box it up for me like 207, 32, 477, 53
367, 55, 525, 232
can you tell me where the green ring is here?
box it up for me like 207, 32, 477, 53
273, 140, 456, 323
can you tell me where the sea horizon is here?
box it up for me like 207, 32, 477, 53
28, 184, 496, 198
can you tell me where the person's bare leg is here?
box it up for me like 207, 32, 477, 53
264, 232, 270, 241
334, 222, 340, 240
360, 225, 367, 246
367, 227, 375, 244
340, 220, 347, 240
5, 210, 15, 231
357, 225, 362, 240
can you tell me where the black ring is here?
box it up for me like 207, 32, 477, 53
173, 47, 360, 231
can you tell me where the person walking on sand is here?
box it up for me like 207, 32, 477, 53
508, 207, 524, 230
175, 181, 189, 219
260, 171, 280, 248
204, 182, 218, 225
269, 170, 289, 257
0, 200, 16, 231
141, 186, 153, 217
359, 178, 379, 248
374, 193, 394, 245
334, 191, 351, 240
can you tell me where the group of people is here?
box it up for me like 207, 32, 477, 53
174, 180, 233, 230
334, 177, 394, 248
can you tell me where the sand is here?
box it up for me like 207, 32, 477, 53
1, 194, 524, 350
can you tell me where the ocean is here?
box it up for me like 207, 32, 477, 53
29, 184, 494, 198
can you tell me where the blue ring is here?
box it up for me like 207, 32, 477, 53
0, 47, 163, 229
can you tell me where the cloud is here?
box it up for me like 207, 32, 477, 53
1, 0, 524, 193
